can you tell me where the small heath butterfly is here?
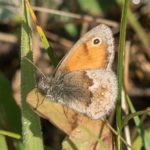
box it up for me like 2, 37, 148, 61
39, 24, 117, 119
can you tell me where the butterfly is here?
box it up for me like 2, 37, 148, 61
39, 24, 117, 119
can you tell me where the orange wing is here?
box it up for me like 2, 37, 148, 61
62, 37, 108, 72
56, 24, 114, 73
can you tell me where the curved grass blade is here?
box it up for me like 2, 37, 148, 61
122, 109, 150, 128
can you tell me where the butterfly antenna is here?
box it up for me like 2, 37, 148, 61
23, 57, 47, 80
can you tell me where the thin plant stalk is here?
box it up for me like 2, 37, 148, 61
116, 0, 129, 149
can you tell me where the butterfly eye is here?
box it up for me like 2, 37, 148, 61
92, 37, 102, 46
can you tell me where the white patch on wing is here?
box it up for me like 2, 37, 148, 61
85, 69, 117, 119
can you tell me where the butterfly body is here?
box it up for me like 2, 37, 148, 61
39, 24, 117, 119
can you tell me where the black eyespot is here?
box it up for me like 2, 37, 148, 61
94, 39, 100, 44
92, 37, 102, 45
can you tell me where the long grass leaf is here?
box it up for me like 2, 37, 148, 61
21, 0, 44, 149
116, 0, 129, 149
25, 0, 58, 66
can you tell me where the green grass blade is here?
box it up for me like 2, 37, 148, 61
25, 0, 58, 66
0, 72, 21, 133
126, 95, 150, 150
14, 141, 24, 150
0, 135, 8, 150
21, 0, 44, 149
116, 0, 129, 149
133, 130, 150, 150
122, 109, 150, 128
36, 26, 58, 66
0, 130, 21, 139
